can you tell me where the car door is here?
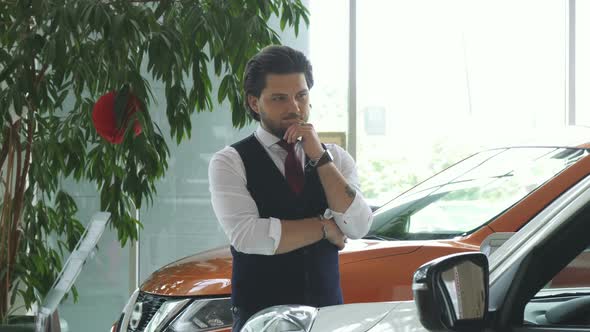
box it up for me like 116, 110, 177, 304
488, 174, 590, 332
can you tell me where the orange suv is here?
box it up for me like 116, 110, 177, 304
111, 144, 590, 332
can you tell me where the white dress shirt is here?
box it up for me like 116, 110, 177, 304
209, 126, 373, 255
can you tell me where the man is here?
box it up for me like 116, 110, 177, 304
209, 45, 373, 331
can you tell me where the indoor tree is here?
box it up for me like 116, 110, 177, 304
0, 0, 309, 321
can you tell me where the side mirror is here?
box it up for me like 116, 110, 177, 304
413, 252, 489, 332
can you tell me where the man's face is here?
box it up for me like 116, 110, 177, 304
248, 73, 310, 138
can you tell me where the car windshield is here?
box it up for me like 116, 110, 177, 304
366, 147, 588, 241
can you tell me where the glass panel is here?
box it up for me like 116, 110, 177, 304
356, 0, 567, 204
309, 0, 349, 134
57, 197, 131, 332
546, 246, 590, 290
526, 245, 590, 326
138, 92, 249, 279
576, 0, 590, 127
369, 147, 588, 240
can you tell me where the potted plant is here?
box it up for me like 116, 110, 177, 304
0, 0, 309, 325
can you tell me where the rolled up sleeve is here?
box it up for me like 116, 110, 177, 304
323, 144, 374, 239
324, 191, 373, 239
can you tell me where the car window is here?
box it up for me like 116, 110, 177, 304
524, 246, 590, 327
368, 147, 588, 240
544, 246, 590, 290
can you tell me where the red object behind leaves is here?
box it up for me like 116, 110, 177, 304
92, 91, 143, 144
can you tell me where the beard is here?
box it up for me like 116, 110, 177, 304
259, 110, 308, 139
260, 116, 287, 138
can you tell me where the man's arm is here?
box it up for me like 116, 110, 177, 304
314, 149, 373, 239
317, 145, 373, 239
284, 123, 374, 239
209, 147, 345, 256
277, 218, 345, 254
315, 160, 355, 213
283, 123, 353, 213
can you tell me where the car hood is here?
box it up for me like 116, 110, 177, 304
140, 239, 445, 296
311, 301, 425, 332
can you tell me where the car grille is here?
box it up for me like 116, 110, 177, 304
127, 292, 168, 332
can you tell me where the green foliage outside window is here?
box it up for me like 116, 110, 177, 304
359, 138, 474, 202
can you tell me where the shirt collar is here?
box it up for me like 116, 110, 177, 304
256, 125, 282, 148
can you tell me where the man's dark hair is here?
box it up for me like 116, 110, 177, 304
243, 45, 314, 121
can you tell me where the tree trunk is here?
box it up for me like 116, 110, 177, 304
0, 119, 30, 322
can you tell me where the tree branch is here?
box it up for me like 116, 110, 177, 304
10, 108, 34, 280
0, 125, 16, 322
35, 64, 48, 85
10, 136, 21, 263
19, 110, 33, 209
0, 126, 16, 257
0, 127, 9, 169
12, 122, 21, 223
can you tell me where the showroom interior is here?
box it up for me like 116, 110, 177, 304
2, 0, 590, 331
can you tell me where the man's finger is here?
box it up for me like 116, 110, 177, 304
283, 124, 299, 142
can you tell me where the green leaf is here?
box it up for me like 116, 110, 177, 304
10, 280, 20, 305
113, 13, 126, 37
280, 9, 288, 30
218, 75, 231, 103
294, 13, 300, 36
154, 0, 172, 19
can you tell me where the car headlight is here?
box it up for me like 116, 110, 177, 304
241, 305, 318, 332
114, 288, 139, 332
114, 292, 231, 332
165, 298, 232, 332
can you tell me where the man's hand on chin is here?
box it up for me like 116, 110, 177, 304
283, 121, 324, 159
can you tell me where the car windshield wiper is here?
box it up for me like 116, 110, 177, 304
362, 234, 396, 241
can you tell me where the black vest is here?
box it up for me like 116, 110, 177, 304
230, 134, 343, 315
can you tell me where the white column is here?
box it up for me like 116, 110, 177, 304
129, 209, 140, 294
566, 0, 576, 125
348, 0, 357, 159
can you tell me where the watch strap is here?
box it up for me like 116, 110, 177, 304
315, 149, 333, 168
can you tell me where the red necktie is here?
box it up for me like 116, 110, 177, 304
278, 141, 305, 194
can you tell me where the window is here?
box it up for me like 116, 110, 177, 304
576, 0, 590, 127
354, 0, 567, 203
369, 147, 587, 240
546, 246, 590, 290
309, 0, 349, 135
525, 245, 590, 326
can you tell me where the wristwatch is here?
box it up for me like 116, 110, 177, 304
309, 149, 333, 168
